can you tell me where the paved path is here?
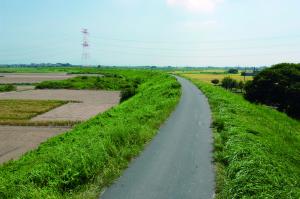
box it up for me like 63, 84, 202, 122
100, 76, 215, 199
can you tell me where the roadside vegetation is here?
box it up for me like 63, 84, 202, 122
0, 84, 16, 92
0, 71, 181, 198
184, 75, 300, 198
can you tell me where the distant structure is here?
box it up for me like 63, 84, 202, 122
81, 28, 90, 67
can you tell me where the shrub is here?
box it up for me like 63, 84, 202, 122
120, 86, 136, 102
211, 79, 220, 85
221, 77, 238, 90
245, 63, 300, 118
238, 81, 245, 91
0, 84, 16, 92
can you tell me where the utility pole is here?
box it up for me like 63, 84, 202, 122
244, 66, 246, 82
81, 28, 89, 67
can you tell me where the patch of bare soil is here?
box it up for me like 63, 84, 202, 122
0, 126, 70, 164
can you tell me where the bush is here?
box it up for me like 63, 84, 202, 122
0, 84, 16, 92
245, 63, 300, 118
211, 79, 220, 85
238, 81, 245, 91
120, 86, 136, 102
221, 77, 238, 90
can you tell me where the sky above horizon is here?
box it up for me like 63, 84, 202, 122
0, 0, 300, 67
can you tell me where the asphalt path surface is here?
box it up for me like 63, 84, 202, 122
100, 76, 215, 199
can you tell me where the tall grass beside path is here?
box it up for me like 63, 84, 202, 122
184, 76, 300, 199
0, 72, 181, 198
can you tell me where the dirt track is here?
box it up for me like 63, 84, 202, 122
0, 126, 70, 163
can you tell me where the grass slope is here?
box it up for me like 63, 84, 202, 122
0, 72, 181, 198
187, 77, 300, 198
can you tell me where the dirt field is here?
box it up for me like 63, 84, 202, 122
0, 73, 77, 84
0, 89, 120, 164
0, 89, 120, 121
0, 126, 70, 163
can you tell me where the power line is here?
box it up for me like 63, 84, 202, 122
89, 34, 300, 44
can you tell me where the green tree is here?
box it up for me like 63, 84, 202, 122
245, 63, 300, 118
221, 77, 238, 90
211, 79, 220, 85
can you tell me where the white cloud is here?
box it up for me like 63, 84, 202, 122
167, 0, 224, 13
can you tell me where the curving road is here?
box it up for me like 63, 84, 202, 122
100, 76, 215, 199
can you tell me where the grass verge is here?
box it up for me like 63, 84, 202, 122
185, 76, 300, 198
0, 72, 181, 198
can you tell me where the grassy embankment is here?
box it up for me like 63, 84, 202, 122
0, 99, 74, 126
36, 74, 134, 90
0, 70, 181, 198
184, 75, 300, 198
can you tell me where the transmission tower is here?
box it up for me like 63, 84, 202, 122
81, 28, 90, 67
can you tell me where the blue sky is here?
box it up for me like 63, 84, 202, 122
0, 0, 300, 66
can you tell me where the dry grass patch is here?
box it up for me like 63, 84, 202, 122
183, 73, 252, 83
0, 99, 67, 124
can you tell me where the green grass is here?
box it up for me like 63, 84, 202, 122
35, 75, 135, 90
187, 77, 300, 198
0, 71, 181, 198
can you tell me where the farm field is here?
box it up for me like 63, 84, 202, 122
181, 73, 252, 83
0, 73, 77, 84
0, 71, 122, 165
0, 126, 69, 163
0, 99, 66, 123
0, 89, 120, 122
